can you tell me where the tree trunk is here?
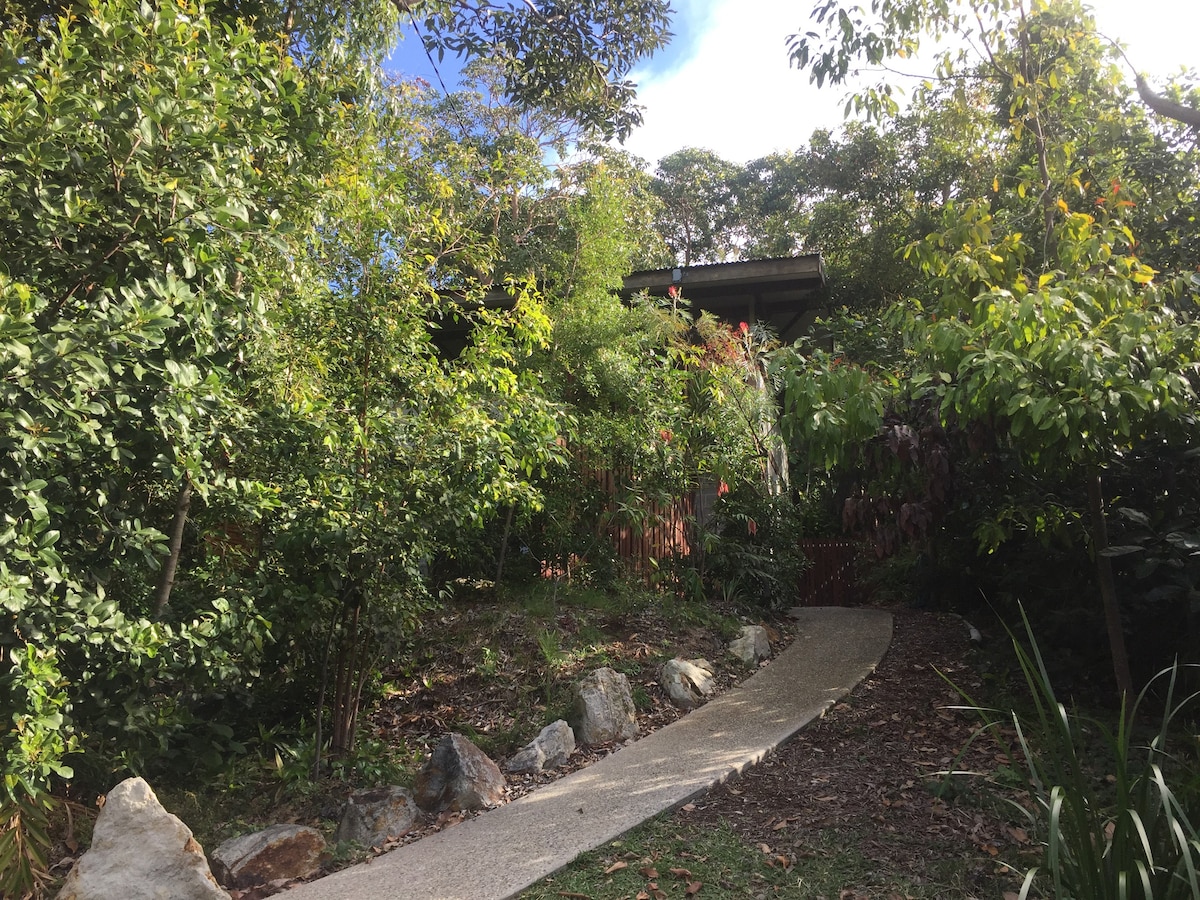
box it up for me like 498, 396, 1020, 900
1087, 470, 1134, 707
331, 596, 363, 755
311, 601, 340, 779
495, 504, 515, 586
153, 476, 192, 619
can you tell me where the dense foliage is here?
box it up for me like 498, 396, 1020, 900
775, 0, 1200, 701
0, 0, 712, 892
5, 0, 1199, 894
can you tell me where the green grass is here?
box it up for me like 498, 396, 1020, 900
518, 817, 794, 899
507, 579, 647, 619
517, 815, 979, 900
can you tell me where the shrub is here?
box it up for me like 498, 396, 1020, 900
954, 610, 1200, 900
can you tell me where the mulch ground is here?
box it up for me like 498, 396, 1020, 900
680, 609, 1033, 897
226, 605, 1036, 899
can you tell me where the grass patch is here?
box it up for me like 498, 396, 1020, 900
517, 816, 971, 900
518, 817, 794, 899
507, 579, 650, 619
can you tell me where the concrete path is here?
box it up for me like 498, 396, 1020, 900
284, 606, 893, 900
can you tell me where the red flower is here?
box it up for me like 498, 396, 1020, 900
738, 321, 749, 335
747, 518, 758, 537
717, 480, 729, 496
659, 429, 672, 443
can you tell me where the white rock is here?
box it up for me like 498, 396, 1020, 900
57, 777, 230, 900
660, 658, 716, 709
728, 625, 771, 666
573, 667, 639, 745
505, 720, 576, 773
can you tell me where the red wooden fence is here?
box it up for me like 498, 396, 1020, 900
589, 466, 695, 578
559, 454, 861, 604
796, 539, 859, 606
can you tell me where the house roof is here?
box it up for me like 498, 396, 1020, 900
619, 254, 827, 341
431, 253, 828, 353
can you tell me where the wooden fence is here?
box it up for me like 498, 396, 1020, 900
585, 481, 860, 606
584, 466, 696, 577
796, 539, 859, 606
562, 451, 860, 604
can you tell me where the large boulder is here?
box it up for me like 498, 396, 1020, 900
728, 624, 771, 666
334, 786, 420, 848
210, 824, 325, 889
413, 733, 506, 814
659, 658, 716, 709
572, 667, 639, 745
57, 777, 230, 900
505, 720, 576, 774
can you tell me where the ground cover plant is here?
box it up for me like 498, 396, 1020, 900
959, 613, 1200, 900
24, 579, 759, 894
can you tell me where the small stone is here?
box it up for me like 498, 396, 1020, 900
573, 667, 639, 745
659, 658, 716, 709
57, 777, 229, 900
334, 786, 420, 848
210, 824, 326, 889
505, 720, 576, 774
413, 734, 506, 814
728, 625, 771, 666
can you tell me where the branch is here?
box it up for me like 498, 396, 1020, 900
1098, 30, 1200, 130
1136, 75, 1200, 129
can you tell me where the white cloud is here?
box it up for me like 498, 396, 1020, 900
622, 0, 842, 165
621, 0, 1200, 168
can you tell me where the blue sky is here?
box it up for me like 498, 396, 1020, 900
387, 0, 1199, 166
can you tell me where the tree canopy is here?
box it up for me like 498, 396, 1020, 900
0, 0, 691, 891
775, 0, 1200, 707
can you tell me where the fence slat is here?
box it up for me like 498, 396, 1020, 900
796, 539, 858, 606
564, 454, 860, 604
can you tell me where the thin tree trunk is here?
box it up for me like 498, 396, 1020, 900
494, 504, 515, 586
1087, 470, 1135, 707
311, 601, 340, 779
332, 598, 362, 754
1017, 13, 1057, 262
348, 638, 375, 756
154, 476, 192, 619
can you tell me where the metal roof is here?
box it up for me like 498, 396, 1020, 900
620, 254, 827, 342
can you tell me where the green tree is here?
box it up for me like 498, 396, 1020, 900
778, 0, 1200, 704
249, 78, 565, 758
0, 0, 349, 887
1, 0, 673, 140
409, 0, 672, 141
0, 0, 675, 891
645, 87, 1004, 309
651, 148, 748, 266
789, 0, 1199, 127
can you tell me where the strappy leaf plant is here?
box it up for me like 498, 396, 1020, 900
949, 610, 1200, 900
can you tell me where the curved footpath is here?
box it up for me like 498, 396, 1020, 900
284, 606, 894, 900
